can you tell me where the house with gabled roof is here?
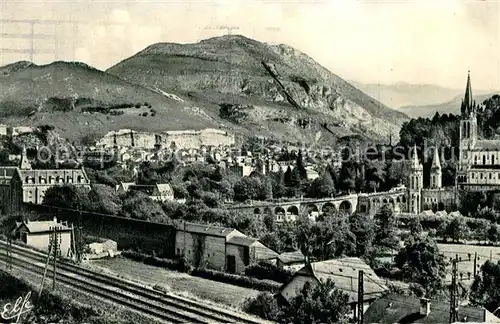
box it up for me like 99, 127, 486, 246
280, 257, 387, 320
115, 182, 174, 202
174, 221, 277, 273
13, 217, 72, 257
277, 250, 305, 272
364, 294, 500, 323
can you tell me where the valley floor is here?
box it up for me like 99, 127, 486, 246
89, 257, 261, 309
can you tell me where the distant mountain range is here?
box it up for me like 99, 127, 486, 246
352, 80, 499, 119
399, 93, 499, 119
0, 35, 409, 144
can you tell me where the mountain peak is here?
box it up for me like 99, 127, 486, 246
106, 35, 408, 142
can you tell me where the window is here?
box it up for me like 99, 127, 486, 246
483, 155, 486, 165
481, 173, 483, 179
490, 173, 493, 180
472, 173, 475, 179
475, 156, 478, 164
493, 155, 496, 164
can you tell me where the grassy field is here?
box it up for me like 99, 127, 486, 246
90, 257, 260, 309
437, 243, 500, 284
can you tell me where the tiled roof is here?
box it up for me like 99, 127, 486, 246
278, 251, 305, 264
473, 140, 500, 151
129, 185, 155, 195
227, 236, 257, 246
16, 220, 71, 233
155, 184, 173, 195
174, 221, 240, 237
364, 294, 486, 323
435, 210, 448, 217
307, 257, 386, 303
449, 211, 463, 217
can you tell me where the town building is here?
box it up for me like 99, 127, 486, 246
279, 257, 387, 320
115, 182, 175, 202
363, 294, 500, 323
456, 72, 500, 192
9, 147, 91, 213
0, 166, 17, 214
276, 250, 305, 272
13, 217, 72, 257
174, 221, 277, 273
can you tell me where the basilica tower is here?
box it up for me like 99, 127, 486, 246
458, 71, 478, 171
409, 145, 423, 214
430, 147, 442, 189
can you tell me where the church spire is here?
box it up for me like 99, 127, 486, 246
411, 144, 421, 169
464, 70, 473, 115
432, 146, 441, 169
20, 145, 31, 170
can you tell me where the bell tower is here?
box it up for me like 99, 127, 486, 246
430, 147, 442, 189
459, 71, 477, 171
409, 145, 423, 214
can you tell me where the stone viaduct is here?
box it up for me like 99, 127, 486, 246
225, 188, 408, 222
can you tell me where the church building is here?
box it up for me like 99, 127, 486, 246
456, 72, 500, 191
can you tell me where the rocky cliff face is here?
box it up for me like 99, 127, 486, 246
107, 35, 408, 143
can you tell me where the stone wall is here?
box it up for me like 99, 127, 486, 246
26, 204, 176, 257
175, 231, 227, 271
98, 128, 235, 150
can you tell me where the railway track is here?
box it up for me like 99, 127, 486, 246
0, 240, 266, 324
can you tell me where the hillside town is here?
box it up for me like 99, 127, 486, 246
1, 70, 500, 323
2, 1, 500, 323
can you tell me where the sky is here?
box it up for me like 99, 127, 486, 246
0, 0, 499, 90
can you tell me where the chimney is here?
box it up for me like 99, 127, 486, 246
53, 216, 58, 225
420, 298, 430, 316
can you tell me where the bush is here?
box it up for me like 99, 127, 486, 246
142, 112, 148, 117
191, 268, 281, 292
135, 103, 141, 108
242, 292, 281, 321
121, 250, 190, 273
244, 261, 293, 283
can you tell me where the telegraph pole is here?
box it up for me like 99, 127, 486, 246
6, 234, 12, 272
449, 255, 459, 323
52, 226, 60, 290
39, 237, 53, 298
473, 252, 477, 277
357, 270, 364, 324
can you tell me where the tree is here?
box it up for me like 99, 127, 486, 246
395, 237, 447, 297
403, 218, 424, 243
441, 217, 469, 243
271, 169, 286, 199
364, 162, 386, 193
349, 213, 375, 257
338, 161, 357, 193
308, 171, 335, 198
87, 184, 121, 215
471, 260, 500, 312
487, 223, 500, 244
282, 279, 350, 324
311, 217, 356, 260
373, 205, 400, 254
121, 191, 169, 223
233, 176, 272, 202
294, 217, 316, 260
43, 184, 90, 210
242, 292, 281, 321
